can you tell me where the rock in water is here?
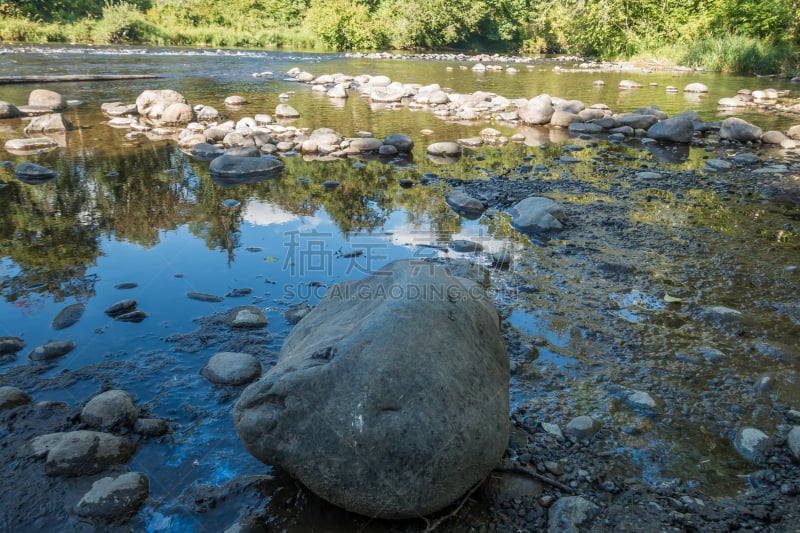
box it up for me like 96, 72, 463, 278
234, 259, 509, 519
51, 303, 85, 330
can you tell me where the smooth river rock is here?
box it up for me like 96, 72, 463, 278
28, 89, 67, 111
51, 303, 85, 330
0, 386, 32, 410
509, 197, 567, 234
734, 427, 772, 465
30, 430, 135, 476
23, 113, 73, 133
14, 162, 60, 184
81, 390, 138, 432
720, 117, 763, 143
209, 154, 285, 185
75, 472, 149, 521
646, 116, 695, 143
445, 189, 487, 219
234, 259, 509, 519
201, 352, 262, 385
28, 340, 75, 361
136, 89, 188, 121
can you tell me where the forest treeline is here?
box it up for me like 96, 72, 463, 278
2, 0, 799, 74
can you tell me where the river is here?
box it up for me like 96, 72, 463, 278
0, 44, 799, 531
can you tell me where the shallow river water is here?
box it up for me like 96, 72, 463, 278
0, 45, 799, 531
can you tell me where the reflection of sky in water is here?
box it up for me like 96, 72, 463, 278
608, 289, 666, 323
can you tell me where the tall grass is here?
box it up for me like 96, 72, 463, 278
680, 33, 796, 75
0, 6, 323, 50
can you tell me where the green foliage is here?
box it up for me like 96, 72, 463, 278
377, 0, 486, 49
88, 2, 166, 44
681, 33, 796, 75
10, 0, 152, 22
3, 0, 800, 74
708, 0, 793, 38
304, 0, 385, 49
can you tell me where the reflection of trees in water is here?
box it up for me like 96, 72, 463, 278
0, 131, 542, 303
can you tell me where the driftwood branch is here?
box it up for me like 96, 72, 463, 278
0, 74, 162, 85
494, 465, 576, 494
422, 481, 482, 532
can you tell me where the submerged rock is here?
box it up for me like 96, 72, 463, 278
4, 137, 59, 155
445, 189, 486, 219
14, 162, 59, 184
234, 259, 509, 519
209, 154, 285, 185
23, 113, 73, 133
224, 306, 268, 328
28, 340, 75, 361
0, 336, 24, 355
51, 303, 85, 330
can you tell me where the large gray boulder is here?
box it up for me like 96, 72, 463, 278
720, 117, 763, 143
519, 94, 554, 125
509, 197, 567, 234
234, 260, 509, 519
646, 116, 695, 143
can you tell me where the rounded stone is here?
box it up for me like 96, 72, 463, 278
201, 352, 262, 385
75, 472, 149, 520
81, 390, 138, 431
0, 386, 32, 410
734, 427, 771, 465
14, 162, 60, 184
224, 305, 268, 328
564, 415, 601, 440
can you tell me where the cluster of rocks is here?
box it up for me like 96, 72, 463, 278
0, 385, 168, 526
282, 68, 796, 151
